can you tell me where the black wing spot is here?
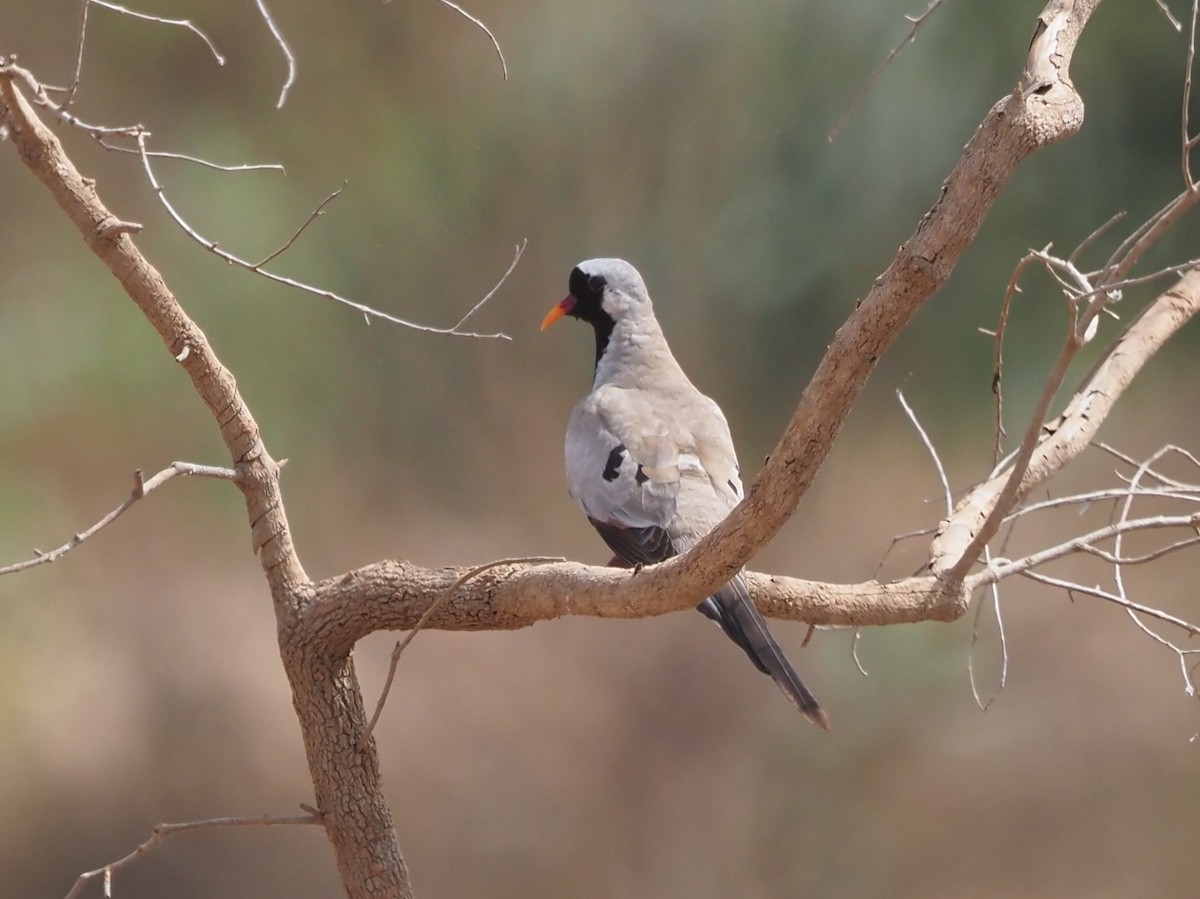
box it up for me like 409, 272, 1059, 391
635, 464, 649, 484
602, 444, 625, 482
727, 479, 738, 494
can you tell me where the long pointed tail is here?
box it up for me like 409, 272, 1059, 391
698, 573, 830, 731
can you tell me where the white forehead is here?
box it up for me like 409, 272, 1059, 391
577, 258, 648, 299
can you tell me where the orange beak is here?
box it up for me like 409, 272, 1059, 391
540, 295, 576, 331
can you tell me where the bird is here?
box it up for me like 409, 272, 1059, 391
541, 258, 830, 730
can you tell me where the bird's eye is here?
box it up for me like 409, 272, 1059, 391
587, 274, 606, 293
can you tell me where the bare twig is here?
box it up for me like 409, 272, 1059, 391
1109, 444, 1200, 697
0, 462, 237, 577
363, 556, 564, 737
968, 549, 1008, 711
873, 524, 939, 579
94, 134, 285, 172
850, 628, 869, 677
451, 240, 526, 331
1183, 0, 1199, 185
1101, 188, 1200, 285
1014, 569, 1200, 639
253, 0, 297, 108
1078, 533, 1200, 566
133, 131, 514, 339
19, 56, 289, 193
430, 0, 510, 81
1154, 0, 1185, 32
1067, 209, 1128, 265
1005, 485, 1200, 521
64, 812, 322, 899
67, 1, 225, 107
827, 0, 949, 142
897, 389, 953, 517
64, 0, 91, 108
1094, 441, 1200, 489
989, 252, 1042, 463
977, 511, 1200, 589
255, 182, 346, 267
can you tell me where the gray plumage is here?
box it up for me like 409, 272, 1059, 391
543, 258, 829, 730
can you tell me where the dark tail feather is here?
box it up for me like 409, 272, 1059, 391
698, 574, 831, 731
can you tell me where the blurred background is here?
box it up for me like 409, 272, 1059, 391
3, 1, 1199, 896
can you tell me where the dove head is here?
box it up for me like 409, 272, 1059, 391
541, 259, 658, 372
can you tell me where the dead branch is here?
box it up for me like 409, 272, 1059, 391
429, 0, 509, 80
897, 389, 953, 517
64, 812, 322, 899
253, 0, 297, 108
131, 130, 516, 339
827, 0, 949, 142
0, 462, 237, 577
678, 0, 1100, 603
976, 511, 1200, 591
6, 59, 512, 339
66, 1, 225, 107
967, 549, 1009, 711
931, 269, 1200, 575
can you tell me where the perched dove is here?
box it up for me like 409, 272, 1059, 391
542, 258, 829, 730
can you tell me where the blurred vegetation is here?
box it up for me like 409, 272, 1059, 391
2, 1, 1199, 897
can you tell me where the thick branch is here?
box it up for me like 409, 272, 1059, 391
0, 65, 305, 596
281, 0, 1098, 650
0, 66, 409, 899
308, 562, 969, 653
665, 0, 1100, 603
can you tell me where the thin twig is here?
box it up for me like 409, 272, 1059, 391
990, 252, 1042, 463
69, 0, 226, 112
850, 628, 869, 677
4, 60, 142, 133
451, 240, 526, 331
1094, 441, 1200, 490
978, 511, 1200, 586
253, 0, 297, 108
873, 524, 938, 579
431, 0, 509, 81
133, 131, 514, 339
255, 182, 345, 267
363, 556, 564, 737
1004, 485, 1200, 521
1014, 569, 1200, 636
94, 134, 285, 173
968, 548, 1008, 712
1183, 0, 1199, 186
1154, 0, 1185, 31
897, 389, 952, 517
1101, 188, 1200, 285
1110, 445, 1200, 697
0, 462, 237, 577
1067, 209, 1127, 266
1077, 533, 1200, 565
64, 0, 91, 108
64, 812, 322, 899
827, 0, 948, 142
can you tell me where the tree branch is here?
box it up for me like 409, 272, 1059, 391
0, 62, 414, 899
64, 812, 321, 899
670, 0, 1100, 603
930, 268, 1200, 573
0, 462, 237, 577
